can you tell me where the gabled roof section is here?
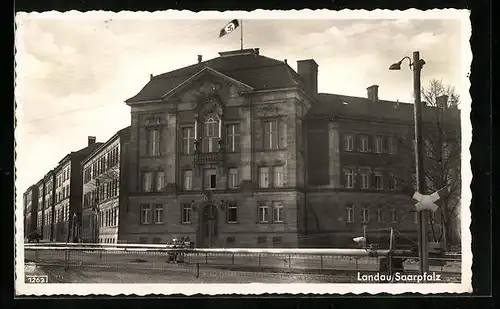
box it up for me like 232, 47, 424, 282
307, 93, 460, 124
161, 67, 254, 100
125, 49, 306, 104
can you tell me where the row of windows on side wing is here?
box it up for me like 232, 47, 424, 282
137, 235, 284, 245
139, 166, 285, 192
138, 202, 284, 225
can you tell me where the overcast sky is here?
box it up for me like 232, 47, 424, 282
15, 11, 470, 206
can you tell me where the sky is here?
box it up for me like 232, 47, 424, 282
14, 11, 470, 207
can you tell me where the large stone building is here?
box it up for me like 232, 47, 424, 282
121, 48, 460, 248
23, 185, 38, 238
80, 128, 131, 243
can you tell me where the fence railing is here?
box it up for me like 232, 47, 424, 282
24, 244, 462, 283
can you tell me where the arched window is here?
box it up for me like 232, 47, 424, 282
203, 116, 221, 152
204, 117, 218, 137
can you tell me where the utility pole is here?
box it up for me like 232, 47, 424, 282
412, 51, 429, 273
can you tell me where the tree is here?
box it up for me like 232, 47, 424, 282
420, 79, 461, 249
391, 79, 461, 250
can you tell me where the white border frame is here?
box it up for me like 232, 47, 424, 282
14, 8, 472, 295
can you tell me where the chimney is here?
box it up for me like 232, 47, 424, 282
198, 55, 202, 63
150, 74, 153, 80
367, 85, 379, 102
254, 48, 260, 55
297, 59, 318, 96
436, 95, 449, 108
88, 136, 96, 146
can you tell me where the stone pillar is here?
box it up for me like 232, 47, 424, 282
240, 107, 252, 181
165, 110, 177, 185
128, 113, 140, 193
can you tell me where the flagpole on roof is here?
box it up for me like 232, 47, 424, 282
240, 19, 243, 50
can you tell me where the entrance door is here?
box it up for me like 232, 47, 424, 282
201, 205, 218, 247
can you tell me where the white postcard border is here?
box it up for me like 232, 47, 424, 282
14, 8, 473, 295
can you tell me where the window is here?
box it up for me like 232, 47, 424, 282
258, 203, 268, 223
346, 204, 354, 223
140, 204, 151, 224
181, 203, 192, 224
345, 135, 354, 151
147, 128, 161, 156
388, 137, 396, 154
142, 172, 153, 192
273, 166, 284, 187
272, 236, 282, 247
183, 170, 193, 190
391, 209, 398, 223
360, 171, 369, 189
156, 171, 165, 191
227, 124, 240, 152
152, 237, 162, 244
227, 203, 238, 223
375, 136, 383, 153
344, 168, 354, 188
362, 206, 369, 223
182, 127, 194, 154
204, 169, 217, 190
388, 173, 396, 190
226, 236, 236, 245
361, 136, 369, 152
374, 172, 383, 190
377, 209, 383, 222
154, 204, 163, 224
204, 117, 219, 152
272, 202, 283, 223
263, 120, 278, 149
228, 168, 239, 189
257, 236, 267, 245
259, 167, 270, 188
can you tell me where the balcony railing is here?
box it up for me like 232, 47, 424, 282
194, 152, 224, 164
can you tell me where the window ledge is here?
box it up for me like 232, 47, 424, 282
227, 221, 239, 224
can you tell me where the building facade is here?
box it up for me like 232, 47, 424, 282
26, 136, 103, 242
35, 180, 45, 238
42, 170, 55, 240
23, 185, 38, 238
122, 48, 314, 247
53, 159, 72, 241
80, 128, 130, 243
120, 48, 461, 248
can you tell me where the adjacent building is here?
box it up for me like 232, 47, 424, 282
80, 127, 131, 243
120, 48, 460, 248
51, 136, 104, 242
23, 185, 38, 238
42, 170, 55, 240
25, 137, 103, 242
35, 180, 45, 238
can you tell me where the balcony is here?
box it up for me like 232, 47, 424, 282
194, 152, 225, 164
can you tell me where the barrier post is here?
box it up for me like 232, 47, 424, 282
64, 249, 69, 271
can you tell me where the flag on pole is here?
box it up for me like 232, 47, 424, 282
219, 19, 240, 38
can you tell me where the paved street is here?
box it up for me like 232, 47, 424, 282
25, 248, 461, 284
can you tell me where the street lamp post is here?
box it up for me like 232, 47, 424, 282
389, 51, 429, 273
